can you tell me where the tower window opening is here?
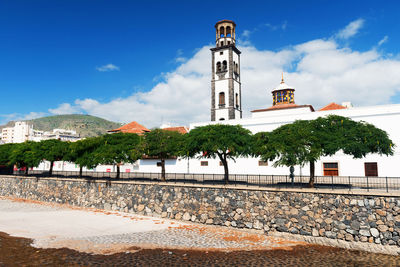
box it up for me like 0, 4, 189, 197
228, 41, 231, 45
222, 60, 227, 71
219, 92, 225, 106
220, 41, 224, 46
235, 93, 239, 108
216, 62, 222, 72
220, 51, 223, 55
226, 26, 232, 37
219, 26, 225, 38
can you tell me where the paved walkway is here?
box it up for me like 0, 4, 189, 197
0, 196, 304, 254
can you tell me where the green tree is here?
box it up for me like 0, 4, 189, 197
94, 133, 142, 179
143, 129, 185, 181
254, 115, 395, 187
0, 143, 15, 167
185, 124, 253, 184
64, 136, 103, 177
38, 139, 70, 176
9, 141, 42, 175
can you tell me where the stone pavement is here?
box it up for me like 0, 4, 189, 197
0, 196, 303, 254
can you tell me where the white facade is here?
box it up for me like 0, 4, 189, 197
1, 122, 32, 143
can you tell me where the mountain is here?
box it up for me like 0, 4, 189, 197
1, 114, 122, 138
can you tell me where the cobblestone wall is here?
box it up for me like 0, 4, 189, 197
1, 176, 400, 247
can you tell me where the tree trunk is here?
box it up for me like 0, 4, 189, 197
25, 167, 28, 175
116, 165, 120, 179
49, 161, 54, 176
79, 166, 83, 178
161, 159, 166, 181
217, 153, 229, 184
309, 161, 315, 188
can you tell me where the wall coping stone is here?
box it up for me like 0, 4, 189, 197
2, 175, 399, 197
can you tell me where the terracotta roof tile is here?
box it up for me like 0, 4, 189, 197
319, 102, 347, 111
251, 104, 314, 113
108, 121, 150, 134
162, 126, 189, 134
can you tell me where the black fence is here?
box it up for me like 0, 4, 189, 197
5, 170, 400, 193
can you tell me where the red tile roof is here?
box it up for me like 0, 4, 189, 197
108, 121, 150, 134
251, 104, 315, 113
319, 102, 347, 111
162, 126, 189, 134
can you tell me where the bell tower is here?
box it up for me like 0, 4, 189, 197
210, 20, 242, 121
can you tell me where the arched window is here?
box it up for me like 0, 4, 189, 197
220, 41, 224, 46
222, 60, 227, 71
219, 92, 225, 106
219, 26, 225, 38
226, 26, 231, 37
235, 93, 239, 108
216, 62, 222, 72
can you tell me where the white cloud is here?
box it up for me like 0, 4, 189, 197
0, 112, 47, 125
378, 35, 389, 46
336, 18, 365, 39
49, 103, 81, 115
96, 64, 120, 72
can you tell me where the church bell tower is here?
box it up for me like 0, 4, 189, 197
210, 20, 242, 121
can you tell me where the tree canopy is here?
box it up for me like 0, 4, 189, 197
38, 139, 70, 176
9, 141, 42, 174
254, 115, 395, 187
94, 133, 142, 178
185, 124, 253, 184
143, 129, 185, 180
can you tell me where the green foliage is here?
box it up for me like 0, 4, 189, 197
0, 143, 15, 166
65, 137, 103, 170
9, 141, 42, 171
185, 124, 253, 183
94, 133, 142, 165
143, 129, 185, 180
38, 139, 70, 163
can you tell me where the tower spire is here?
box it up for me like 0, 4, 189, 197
281, 72, 284, 84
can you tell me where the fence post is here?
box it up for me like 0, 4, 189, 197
348, 176, 351, 191
386, 176, 389, 193
366, 176, 369, 192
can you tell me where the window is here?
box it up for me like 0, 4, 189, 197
219, 26, 225, 38
220, 51, 223, 55
226, 26, 231, 37
222, 60, 227, 71
219, 92, 225, 106
201, 161, 208, 166
219, 118, 225, 121
235, 93, 239, 108
258, 160, 268, 166
216, 62, 221, 72
220, 41, 224, 46
365, 162, 378, 176
323, 162, 339, 176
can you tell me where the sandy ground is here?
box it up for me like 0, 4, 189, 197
0, 196, 305, 255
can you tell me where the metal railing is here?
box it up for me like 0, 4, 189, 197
4, 170, 400, 193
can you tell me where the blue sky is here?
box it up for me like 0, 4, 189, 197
1, 0, 400, 126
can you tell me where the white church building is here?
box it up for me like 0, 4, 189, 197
37, 20, 400, 178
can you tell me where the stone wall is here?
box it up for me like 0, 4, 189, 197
1, 176, 400, 247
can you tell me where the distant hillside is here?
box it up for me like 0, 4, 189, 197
1, 114, 122, 138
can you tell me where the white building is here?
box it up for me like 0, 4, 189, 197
1, 121, 32, 143
1, 121, 81, 143
33, 20, 400, 178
